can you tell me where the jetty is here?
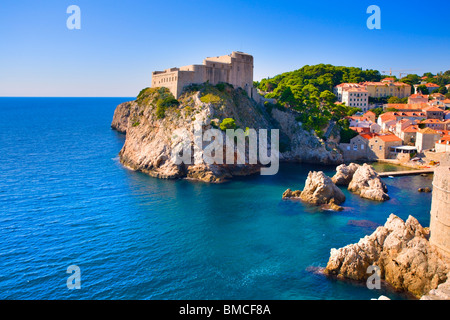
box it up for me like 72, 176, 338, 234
379, 169, 435, 177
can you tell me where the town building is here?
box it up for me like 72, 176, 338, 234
368, 134, 402, 159
360, 78, 411, 99
443, 99, 450, 109
408, 93, 429, 104
399, 124, 419, 145
334, 84, 369, 110
423, 106, 444, 120
415, 127, 441, 152
424, 83, 440, 93
338, 134, 370, 161
383, 103, 425, 112
151, 51, 258, 99
421, 119, 449, 131
364, 110, 376, 123
430, 93, 446, 101
435, 135, 450, 153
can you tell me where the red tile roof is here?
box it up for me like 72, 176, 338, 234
403, 125, 419, 133
360, 133, 378, 140
376, 134, 402, 142
409, 93, 428, 99
423, 106, 444, 112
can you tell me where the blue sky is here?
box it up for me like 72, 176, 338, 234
1, 0, 449, 97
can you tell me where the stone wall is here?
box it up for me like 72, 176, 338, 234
430, 153, 450, 261
151, 51, 255, 99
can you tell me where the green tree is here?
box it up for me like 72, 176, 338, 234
319, 90, 336, 104
416, 85, 429, 94
438, 86, 448, 94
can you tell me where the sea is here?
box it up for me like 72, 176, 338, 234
0, 97, 434, 300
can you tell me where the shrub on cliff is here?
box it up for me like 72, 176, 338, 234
200, 93, 222, 104
219, 118, 236, 131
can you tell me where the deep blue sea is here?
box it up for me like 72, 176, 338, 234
0, 98, 433, 300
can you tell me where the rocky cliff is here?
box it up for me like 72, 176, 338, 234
111, 84, 343, 182
324, 214, 449, 298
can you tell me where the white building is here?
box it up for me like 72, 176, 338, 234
334, 84, 369, 111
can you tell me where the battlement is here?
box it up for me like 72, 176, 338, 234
151, 51, 256, 100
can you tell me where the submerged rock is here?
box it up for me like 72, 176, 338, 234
332, 163, 360, 186
348, 164, 389, 201
300, 171, 346, 205
324, 214, 449, 298
347, 220, 381, 230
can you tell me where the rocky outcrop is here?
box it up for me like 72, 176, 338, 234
282, 171, 345, 211
111, 84, 343, 183
348, 164, 389, 201
111, 101, 132, 133
299, 171, 345, 205
332, 163, 360, 186
421, 275, 450, 300
282, 188, 302, 199
324, 214, 449, 298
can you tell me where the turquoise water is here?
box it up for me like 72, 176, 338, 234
0, 98, 433, 300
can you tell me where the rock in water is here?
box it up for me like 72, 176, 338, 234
324, 214, 449, 298
332, 163, 360, 186
282, 188, 302, 199
348, 163, 389, 201
300, 171, 346, 205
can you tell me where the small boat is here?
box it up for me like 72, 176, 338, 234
388, 176, 395, 179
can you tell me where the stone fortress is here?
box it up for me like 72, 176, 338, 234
430, 153, 450, 261
151, 51, 260, 101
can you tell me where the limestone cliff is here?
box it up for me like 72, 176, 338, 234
324, 214, 449, 298
111, 84, 343, 182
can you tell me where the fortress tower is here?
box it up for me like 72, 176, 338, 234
430, 153, 450, 261
151, 51, 259, 101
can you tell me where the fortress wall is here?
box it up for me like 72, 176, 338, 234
151, 69, 180, 98
151, 52, 257, 99
430, 153, 450, 261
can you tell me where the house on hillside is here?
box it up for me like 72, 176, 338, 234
416, 128, 441, 152
408, 93, 429, 104
367, 134, 402, 159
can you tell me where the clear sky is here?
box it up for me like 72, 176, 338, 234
1, 0, 449, 97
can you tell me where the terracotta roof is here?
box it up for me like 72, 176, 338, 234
361, 81, 410, 87
382, 111, 426, 119
379, 113, 397, 122
364, 111, 376, 116
360, 133, 378, 140
385, 103, 427, 111
425, 83, 439, 87
335, 83, 363, 88
346, 87, 368, 93
423, 119, 444, 124
423, 106, 444, 112
418, 127, 438, 134
403, 125, 419, 133
443, 99, 450, 103
376, 134, 402, 142
409, 93, 428, 99
350, 127, 370, 133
